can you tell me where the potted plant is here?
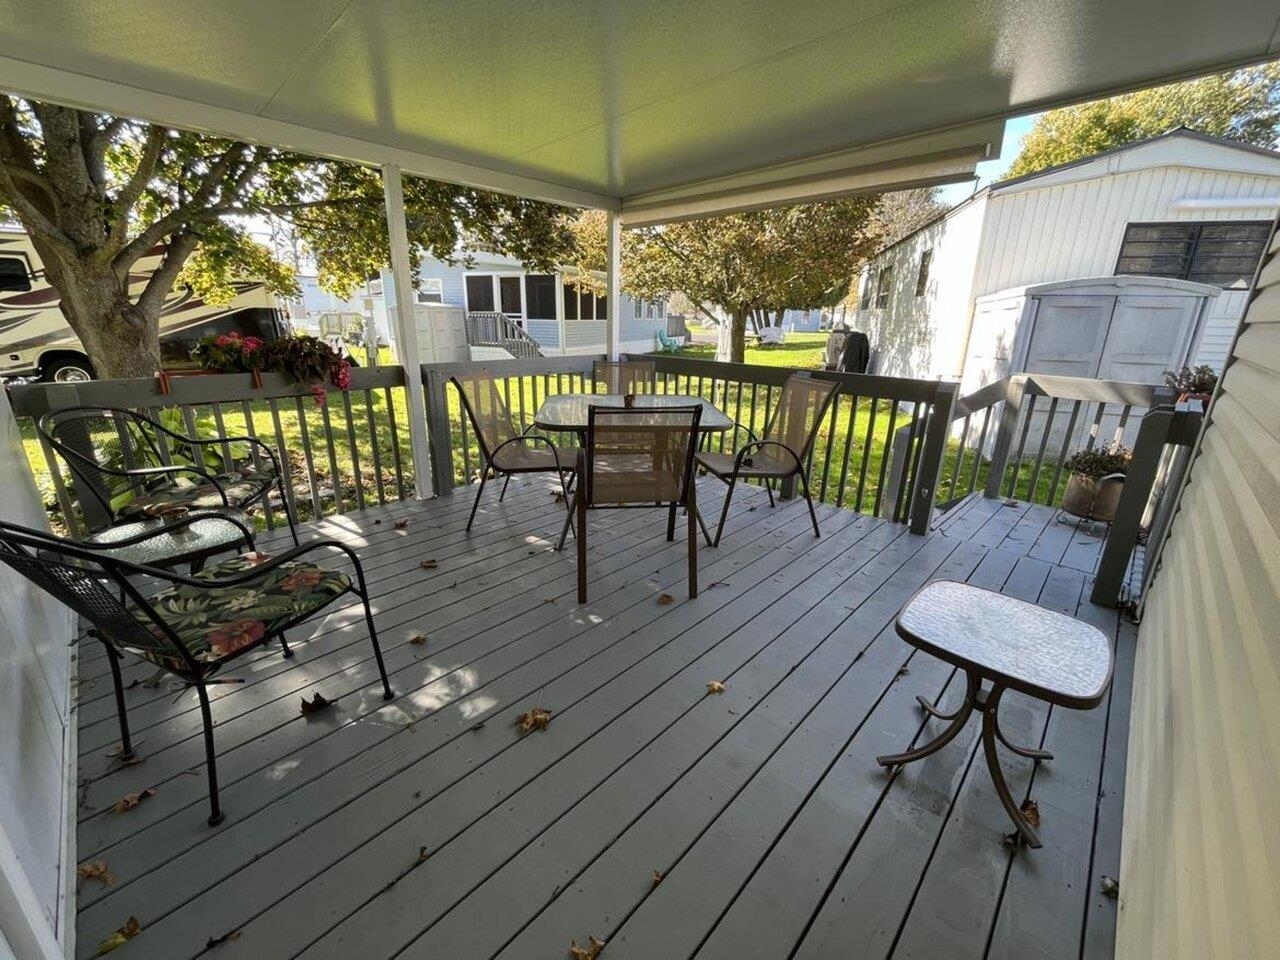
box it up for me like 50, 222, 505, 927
1060, 443, 1131, 522
1162, 364, 1218, 408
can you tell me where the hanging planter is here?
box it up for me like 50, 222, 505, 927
1060, 445, 1131, 523
1163, 364, 1218, 410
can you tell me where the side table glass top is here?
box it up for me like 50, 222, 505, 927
86, 512, 253, 567
534, 394, 733, 432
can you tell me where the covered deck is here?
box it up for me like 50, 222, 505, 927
70, 478, 1133, 960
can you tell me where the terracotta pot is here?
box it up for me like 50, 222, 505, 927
1061, 471, 1125, 522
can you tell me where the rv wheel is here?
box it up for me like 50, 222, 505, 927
41, 354, 95, 383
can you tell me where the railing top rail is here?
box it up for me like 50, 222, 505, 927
632, 352, 954, 403
421, 355, 601, 381
951, 372, 1169, 421
8, 366, 408, 419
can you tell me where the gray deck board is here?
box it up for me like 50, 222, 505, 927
74, 482, 1131, 960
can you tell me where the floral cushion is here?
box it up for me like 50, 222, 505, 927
119, 467, 274, 520
127, 553, 351, 672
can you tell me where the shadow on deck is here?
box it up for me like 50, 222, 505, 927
70, 479, 1132, 960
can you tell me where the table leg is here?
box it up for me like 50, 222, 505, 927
979, 683, 1042, 848
877, 670, 979, 767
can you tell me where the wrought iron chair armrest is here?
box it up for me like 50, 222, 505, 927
725, 422, 760, 448
488, 433, 575, 470
732, 439, 802, 473
152, 426, 282, 475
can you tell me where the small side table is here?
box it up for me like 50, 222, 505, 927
877, 579, 1113, 847
85, 510, 255, 571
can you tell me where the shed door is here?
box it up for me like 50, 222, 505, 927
1096, 295, 1198, 383
1022, 296, 1114, 378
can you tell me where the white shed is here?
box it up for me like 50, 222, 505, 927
855, 129, 1280, 383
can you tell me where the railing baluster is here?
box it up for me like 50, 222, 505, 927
340, 391, 366, 511
458, 391, 473, 483
949, 413, 971, 502
384, 384, 407, 500
876, 400, 900, 516
1047, 399, 1082, 506
1007, 393, 1037, 497
238, 400, 264, 473
969, 404, 993, 496
817, 395, 839, 503
266, 398, 292, 528
319, 399, 345, 512
855, 398, 877, 513
1086, 402, 1106, 450
1026, 396, 1058, 504
292, 396, 324, 519
210, 401, 235, 471
835, 394, 858, 509
364, 389, 386, 505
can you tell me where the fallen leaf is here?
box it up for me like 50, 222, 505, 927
92, 916, 141, 956
651, 869, 664, 888
1020, 798, 1041, 829
1003, 498, 1019, 507
76, 860, 116, 889
1100, 875, 1119, 899
514, 707, 553, 734
416, 846, 430, 864
115, 754, 146, 768
408, 634, 428, 646
243, 551, 273, 566
205, 929, 242, 949
112, 788, 156, 814
552, 491, 566, 502
300, 692, 335, 717
420, 559, 439, 570
125, 678, 141, 690
394, 518, 410, 530
657, 593, 675, 605
706, 681, 726, 695
569, 935, 606, 959
895, 665, 910, 678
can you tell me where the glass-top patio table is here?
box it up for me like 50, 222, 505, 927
533, 393, 734, 433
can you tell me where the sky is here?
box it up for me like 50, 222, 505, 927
936, 114, 1037, 206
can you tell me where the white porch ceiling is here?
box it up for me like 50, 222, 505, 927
0, 0, 1276, 217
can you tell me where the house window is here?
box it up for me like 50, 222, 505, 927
915, 249, 932, 297
465, 274, 495, 312
875, 266, 894, 309
1115, 221, 1271, 288
498, 276, 522, 316
0, 257, 30, 292
860, 272, 875, 310
562, 281, 608, 320
524, 274, 557, 320
414, 278, 443, 304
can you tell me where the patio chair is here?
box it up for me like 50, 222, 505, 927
558, 404, 703, 603
656, 330, 682, 354
593, 359, 657, 394
451, 370, 576, 531
39, 405, 298, 544
0, 517, 393, 827
696, 372, 838, 547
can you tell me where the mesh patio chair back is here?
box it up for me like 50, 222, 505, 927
765, 374, 839, 462
451, 369, 521, 462
40, 407, 173, 520
584, 405, 702, 506
593, 359, 657, 395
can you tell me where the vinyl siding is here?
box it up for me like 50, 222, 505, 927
1117, 219, 1280, 959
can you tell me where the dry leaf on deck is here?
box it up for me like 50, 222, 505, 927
651, 869, 664, 888
112, 788, 156, 814
300, 692, 335, 717
408, 634, 428, 646
92, 916, 141, 956
76, 860, 116, 889
243, 551, 273, 566
420, 559, 439, 570
657, 593, 675, 606
205, 929, 242, 949
1020, 798, 1041, 829
706, 681, 726, 695
552, 491, 566, 502
569, 935, 606, 960
394, 518, 410, 530
514, 707, 553, 734
1100, 875, 1119, 899
416, 846, 430, 864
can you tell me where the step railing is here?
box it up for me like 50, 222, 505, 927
9, 367, 415, 538
421, 354, 958, 534
464, 312, 544, 359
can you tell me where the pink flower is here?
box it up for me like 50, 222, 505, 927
335, 360, 352, 390
310, 383, 327, 407
214, 334, 233, 348
242, 336, 263, 352
206, 619, 266, 658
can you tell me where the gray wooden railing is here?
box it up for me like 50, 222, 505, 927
421, 353, 958, 534
9, 367, 415, 538
464, 312, 544, 359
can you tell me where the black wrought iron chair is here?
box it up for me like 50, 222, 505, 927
38, 405, 298, 544
558, 404, 702, 602
0, 517, 392, 826
452, 370, 577, 531
695, 373, 838, 547
593, 359, 657, 395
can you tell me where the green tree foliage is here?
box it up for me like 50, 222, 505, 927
1008, 64, 1280, 179
0, 97, 574, 377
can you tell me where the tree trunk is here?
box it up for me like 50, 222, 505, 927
715, 308, 747, 363
35, 244, 163, 379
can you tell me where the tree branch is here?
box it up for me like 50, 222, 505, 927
107, 124, 168, 249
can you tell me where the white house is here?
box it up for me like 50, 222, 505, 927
853, 128, 1280, 384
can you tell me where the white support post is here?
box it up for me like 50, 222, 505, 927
606, 211, 623, 360
381, 162, 433, 500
